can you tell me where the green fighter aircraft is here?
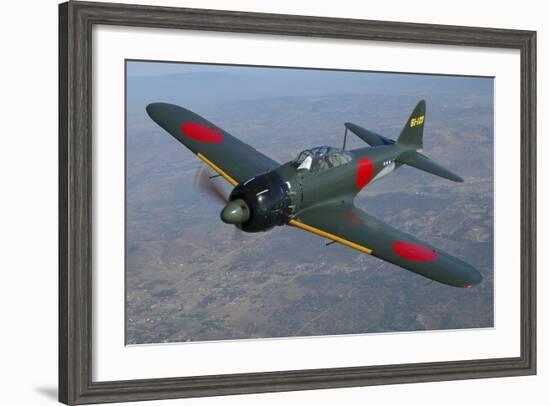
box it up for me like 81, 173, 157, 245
146, 100, 482, 288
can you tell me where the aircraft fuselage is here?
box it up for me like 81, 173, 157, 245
274, 144, 408, 216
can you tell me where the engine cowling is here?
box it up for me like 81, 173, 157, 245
225, 171, 292, 232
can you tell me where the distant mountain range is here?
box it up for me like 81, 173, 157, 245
127, 70, 493, 113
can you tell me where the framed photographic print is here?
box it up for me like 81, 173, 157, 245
59, 1, 536, 404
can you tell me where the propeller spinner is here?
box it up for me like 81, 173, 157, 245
220, 199, 250, 225
194, 165, 250, 226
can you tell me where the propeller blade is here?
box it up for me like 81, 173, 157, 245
233, 226, 244, 241
193, 164, 228, 204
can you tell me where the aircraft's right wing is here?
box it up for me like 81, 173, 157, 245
289, 203, 482, 288
396, 150, 464, 183
147, 103, 279, 186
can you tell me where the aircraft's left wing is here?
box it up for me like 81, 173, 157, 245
289, 204, 482, 288
146, 103, 279, 185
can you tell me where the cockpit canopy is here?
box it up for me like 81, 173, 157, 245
294, 146, 353, 172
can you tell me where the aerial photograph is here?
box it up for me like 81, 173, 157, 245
125, 60, 494, 344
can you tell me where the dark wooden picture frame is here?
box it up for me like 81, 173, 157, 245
59, 1, 536, 404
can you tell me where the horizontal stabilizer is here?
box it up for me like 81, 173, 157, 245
396, 150, 463, 183
345, 122, 395, 146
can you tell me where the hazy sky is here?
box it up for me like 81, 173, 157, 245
126, 59, 493, 81
126, 60, 493, 114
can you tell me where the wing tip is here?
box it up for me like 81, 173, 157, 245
145, 102, 165, 122
458, 265, 482, 288
453, 175, 465, 183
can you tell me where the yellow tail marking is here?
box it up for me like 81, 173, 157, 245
197, 153, 238, 186
288, 219, 373, 255
410, 115, 425, 127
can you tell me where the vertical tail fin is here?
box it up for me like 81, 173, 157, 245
397, 100, 426, 150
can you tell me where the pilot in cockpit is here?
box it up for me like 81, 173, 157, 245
293, 146, 352, 172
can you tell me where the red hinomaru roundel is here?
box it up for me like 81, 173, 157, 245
180, 122, 224, 143
355, 157, 373, 189
392, 241, 438, 261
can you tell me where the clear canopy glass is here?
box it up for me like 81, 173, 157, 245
294, 146, 353, 171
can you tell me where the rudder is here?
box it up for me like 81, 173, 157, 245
397, 100, 426, 150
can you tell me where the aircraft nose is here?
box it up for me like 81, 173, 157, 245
220, 199, 250, 225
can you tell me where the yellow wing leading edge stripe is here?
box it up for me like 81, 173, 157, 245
288, 219, 373, 255
197, 152, 238, 187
